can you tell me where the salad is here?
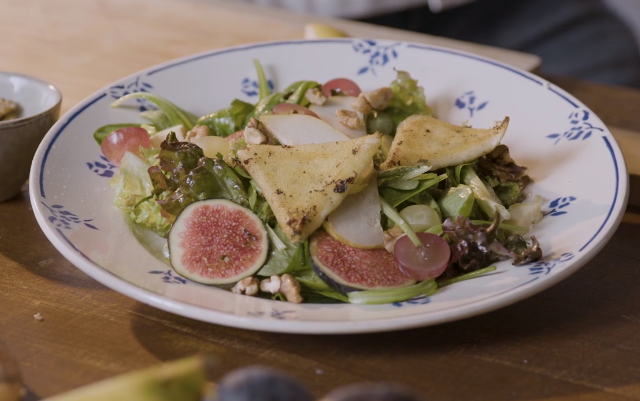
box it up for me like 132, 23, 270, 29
94, 61, 543, 305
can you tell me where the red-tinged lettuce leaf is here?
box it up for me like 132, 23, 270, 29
442, 213, 542, 276
477, 145, 531, 206
150, 135, 249, 217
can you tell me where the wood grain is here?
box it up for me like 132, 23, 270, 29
1, 189, 640, 400
1, 0, 640, 400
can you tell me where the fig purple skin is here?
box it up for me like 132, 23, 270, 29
216, 366, 313, 401
322, 382, 425, 401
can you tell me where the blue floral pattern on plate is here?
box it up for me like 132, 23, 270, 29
42, 202, 98, 230
247, 309, 297, 320
109, 76, 155, 111
87, 155, 117, 178
353, 40, 400, 75
392, 297, 431, 307
455, 91, 488, 117
547, 110, 604, 144
544, 196, 577, 217
527, 253, 575, 275
241, 77, 274, 97
149, 269, 188, 284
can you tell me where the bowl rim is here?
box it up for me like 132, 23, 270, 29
0, 71, 62, 128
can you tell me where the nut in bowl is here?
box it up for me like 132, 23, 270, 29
0, 72, 61, 202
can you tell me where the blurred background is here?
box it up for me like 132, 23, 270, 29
232, 0, 640, 88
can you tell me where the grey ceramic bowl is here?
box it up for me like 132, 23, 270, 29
0, 72, 61, 202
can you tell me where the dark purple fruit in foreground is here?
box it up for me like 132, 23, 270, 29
216, 366, 313, 401
322, 382, 425, 401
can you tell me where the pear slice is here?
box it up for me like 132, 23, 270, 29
323, 174, 384, 249
380, 115, 509, 170
237, 134, 381, 243
303, 23, 349, 39
259, 114, 348, 145
309, 96, 366, 139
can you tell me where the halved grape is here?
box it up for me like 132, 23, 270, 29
399, 204, 441, 232
100, 126, 150, 165
393, 232, 451, 280
272, 103, 319, 118
322, 78, 361, 97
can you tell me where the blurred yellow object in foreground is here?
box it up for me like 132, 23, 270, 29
304, 23, 349, 39
43, 356, 215, 401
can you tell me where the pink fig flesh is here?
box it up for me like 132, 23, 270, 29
169, 199, 268, 285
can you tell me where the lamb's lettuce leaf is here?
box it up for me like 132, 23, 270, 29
460, 166, 510, 221
379, 173, 447, 208
197, 99, 254, 137
111, 93, 198, 130
439, 184, 474, 219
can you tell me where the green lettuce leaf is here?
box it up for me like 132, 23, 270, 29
285, 81, 320, 106
379, 173, 447, 208
439, 184, 474, 219
197, 99, 254, 137
150, 135, 249, 217
386, 70, 433, 132
110, 152, 171, 237
111, 93, 198, 130
460, 166, 510, 221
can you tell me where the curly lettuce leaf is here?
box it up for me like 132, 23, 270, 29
442, 213, 542, 277
476, 145, 531, 206
386, 70, 433, 132
110, 152, 171, 237
150, 136, 249, 217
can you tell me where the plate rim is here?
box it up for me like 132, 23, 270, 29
29, 38, 629, 334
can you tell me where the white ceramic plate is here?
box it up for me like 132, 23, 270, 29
30, 39, 628, 334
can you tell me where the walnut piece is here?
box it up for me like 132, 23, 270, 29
231, 277, 259, 296
245, 117, 277, 145
383, 226, 405, 254
0, 98, 18, 120
305, 87, 326, 105
280, 274, 303, 303
351, 88, 394, 114
259, 275, 282, 294
364, 87, 394, 110
350, 94, 373, 114
183, 125, 209, 142
336, 109, 364, 130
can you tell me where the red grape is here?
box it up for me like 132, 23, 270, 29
100, 126, 150, 165
322, 78, 361, 97
393, 233, 451, 280
272, 103, 319, 118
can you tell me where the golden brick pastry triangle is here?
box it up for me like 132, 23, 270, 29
237, 133, 381, 242
381, 115, 509, 170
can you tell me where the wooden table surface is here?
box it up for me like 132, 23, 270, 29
1, 0, 640, 400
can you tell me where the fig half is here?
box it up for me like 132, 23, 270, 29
168, 199, 268, 285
